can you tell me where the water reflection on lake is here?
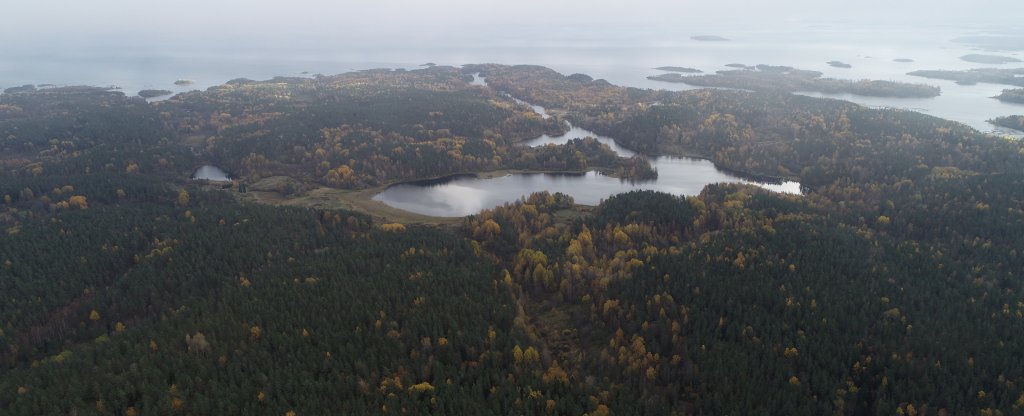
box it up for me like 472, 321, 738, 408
375, 164, 799, 217
192, 165, 231, 182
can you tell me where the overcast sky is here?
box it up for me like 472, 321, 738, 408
4, 0, 1021, 43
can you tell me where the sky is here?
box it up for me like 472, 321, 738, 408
4, 0, 1022, 45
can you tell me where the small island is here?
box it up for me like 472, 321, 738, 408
174, 79, 195, 86
960, 54, 1022, 64
692, 35, 729, 42
655, 66, 702, 73
137, 89, 173, 99
988, 115, 1024, 131
725, 63, 755, 70
908, 68, 1024, 87
893, 58, 915, 63
827, 61, 853, 69
649, 64, 941, 98
994, 88, 1024, 104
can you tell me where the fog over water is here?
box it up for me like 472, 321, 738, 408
3, 0, 1023, 136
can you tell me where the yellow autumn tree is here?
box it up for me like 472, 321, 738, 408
523, 346, 540, 364
177, 189, 190, 207
542, 361, 569, 384
380, 223, 406, 232
475, 219, 501, 239
68, 195, 89, 209
185, 332, 210, 354
409, 382, 435, 393
614, 228, 630, 246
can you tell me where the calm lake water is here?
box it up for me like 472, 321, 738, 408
374, 94, 800, 217
192, 165, 231, 182
374, 167, 799, 218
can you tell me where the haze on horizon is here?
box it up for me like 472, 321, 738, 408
3, 0, 1023, 50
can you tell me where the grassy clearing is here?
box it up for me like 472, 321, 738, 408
233, 171, 596, 227
238, 186, 463, 226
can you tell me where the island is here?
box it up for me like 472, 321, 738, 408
173, 79, 194, 86
648, 64, 941, 98
725, 63, 755, 70
988, 115, 1024, 131
893, 58, 915, 63
692, 35, 729, 42
654, 66, 702, 73
960, 54, 1022, 64
827, 61, 852, 68
908, 68, 1024, 86
994, 88, 1024, 103
137, 89, 173, 99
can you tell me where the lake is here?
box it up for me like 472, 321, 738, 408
192, 165, 231, 182
374, 92, 800, 217
373, 166, 800, 218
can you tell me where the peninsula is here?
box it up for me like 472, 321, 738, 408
649, 64, 941, 98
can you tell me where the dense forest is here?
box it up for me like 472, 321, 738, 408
2, 64, 1024, 414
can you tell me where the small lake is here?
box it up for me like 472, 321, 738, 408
192, 165, 231, 182
374, 91, 801, 217
375, 165, 800, 218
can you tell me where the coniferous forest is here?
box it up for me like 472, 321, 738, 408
1, 65, 1023, 415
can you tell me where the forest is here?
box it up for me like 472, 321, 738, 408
1, 63, 1024, 415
